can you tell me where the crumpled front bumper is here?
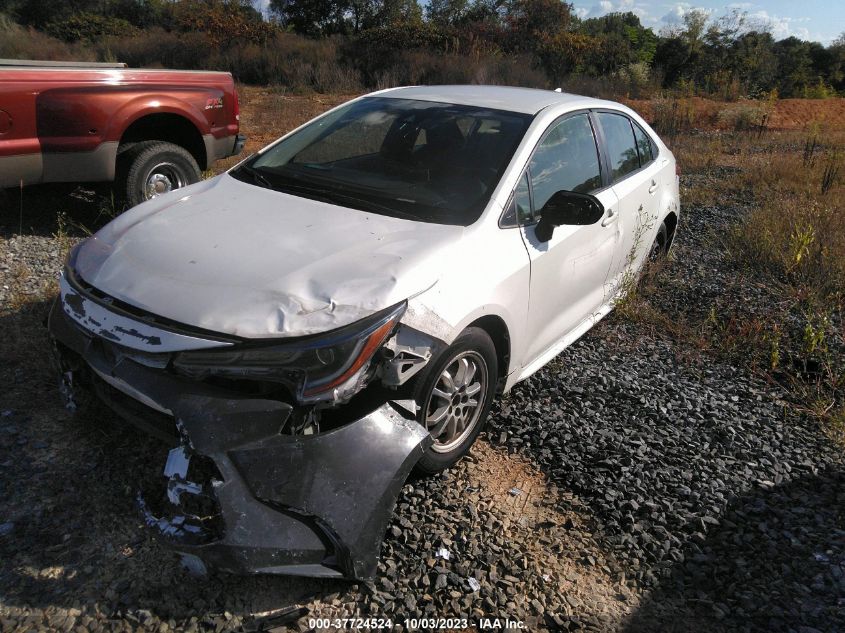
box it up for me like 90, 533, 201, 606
48, 299, 431, 579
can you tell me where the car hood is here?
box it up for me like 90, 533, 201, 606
73, 174, 464, 338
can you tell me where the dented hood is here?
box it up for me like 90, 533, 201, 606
74, 174, 463, 338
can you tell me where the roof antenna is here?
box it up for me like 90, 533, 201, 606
554, 87, 562, 93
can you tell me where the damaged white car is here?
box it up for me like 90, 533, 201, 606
48, 85, 679, 579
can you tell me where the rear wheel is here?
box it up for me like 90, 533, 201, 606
413, 327, 498, 475
648, 221, 669, 262
119, 141, 201, 208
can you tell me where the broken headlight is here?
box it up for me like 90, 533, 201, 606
172, 302, 406, 403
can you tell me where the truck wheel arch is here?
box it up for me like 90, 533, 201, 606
118, 112, 207, 170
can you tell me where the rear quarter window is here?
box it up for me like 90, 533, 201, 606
632, 121, 656, 166
596, 112, 640, 183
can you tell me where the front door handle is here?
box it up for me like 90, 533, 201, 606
601, 206, 618, 226
648, 180, 658, 194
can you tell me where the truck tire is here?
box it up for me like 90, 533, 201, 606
119, 141, 201, 208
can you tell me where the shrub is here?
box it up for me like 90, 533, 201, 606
650, 97, 697, 138
168, 0, 278, 47
370, 48, 547, 89
219, 34, 361, 91
344, 22, 454, 85
97, 28, 213, 70
802, 78, 838, 99
46, 13, 138, 43
97, 29, 363, 93
0, 13, 95, 61
716, 102, 768, 131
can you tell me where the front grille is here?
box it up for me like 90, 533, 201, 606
90, 371, 178, 443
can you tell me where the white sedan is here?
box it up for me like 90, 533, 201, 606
49, 85, 679, 578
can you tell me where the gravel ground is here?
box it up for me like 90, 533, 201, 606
1, 180, 843, 632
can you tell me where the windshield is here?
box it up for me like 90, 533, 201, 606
231, 97, 533, 225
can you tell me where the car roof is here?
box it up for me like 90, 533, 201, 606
376, 85, 618, 115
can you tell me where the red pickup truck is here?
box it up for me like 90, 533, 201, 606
0, 60, 245, 206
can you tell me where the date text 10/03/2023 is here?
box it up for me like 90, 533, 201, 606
308, 618, 528, 630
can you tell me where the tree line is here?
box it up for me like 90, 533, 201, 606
1, 0, 843, 98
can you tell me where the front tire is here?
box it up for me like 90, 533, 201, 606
119, 141, 201, 208
413, 327, 498, 475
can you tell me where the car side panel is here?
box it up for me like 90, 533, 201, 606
403, 217, 531, 384
518, 185, 620, 370
605, 159, 663, 293
474, 102, 678, 389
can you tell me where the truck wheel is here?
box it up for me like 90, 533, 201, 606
120, 141, 201, 207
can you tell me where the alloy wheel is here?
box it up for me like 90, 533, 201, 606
424, 351, 488, 453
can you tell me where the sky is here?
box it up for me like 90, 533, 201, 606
253, 1, 844, 45
567, 0, 843, 44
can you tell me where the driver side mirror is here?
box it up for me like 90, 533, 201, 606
535, 190, 605, 242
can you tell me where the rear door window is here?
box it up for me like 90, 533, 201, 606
596, 112, 640, 183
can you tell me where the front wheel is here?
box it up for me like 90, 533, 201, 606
413, 327, 498, 475
119, 141, 201, 208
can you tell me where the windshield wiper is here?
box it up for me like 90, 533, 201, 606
234, 164, 273, 190
273, 180, 422, 221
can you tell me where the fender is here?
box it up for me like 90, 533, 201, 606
106, 90, 215, 144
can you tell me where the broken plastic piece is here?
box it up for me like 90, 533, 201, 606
59, 371, 78, 412
138, 493, 207, 542
436, 547, 451, 560
163, 446, 190, 479
467, 577, 481, 592
389, 399, 419, 417
179, 552, 208, 577
167, 479, 203, 505
242, 606, 309, 632
381, 325, 443, 387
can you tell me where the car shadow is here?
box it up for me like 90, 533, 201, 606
484, 323, 844, 632
1, 183, 125, 238
621, 466, 845, 632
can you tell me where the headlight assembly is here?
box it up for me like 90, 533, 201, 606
172, 302, 406, 403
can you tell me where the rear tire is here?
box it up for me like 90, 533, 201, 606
413, 327, 498, 475
118, 141, 201, 208
648, 221, 669, 262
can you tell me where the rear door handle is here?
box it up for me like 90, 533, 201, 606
601, 206, 618, 226
648, 180, 658, 194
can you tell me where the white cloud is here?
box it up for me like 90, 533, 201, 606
744, 10, 811, 40
659, 3, 715, 27
660, 3, 691, 25
583, 0, 648, 19
587, 1, 614, 18
651, 3, 816, 41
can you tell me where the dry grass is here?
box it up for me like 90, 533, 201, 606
726, 129, 845, 297
0, 14, 96, 61
628, 121, 845, 447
